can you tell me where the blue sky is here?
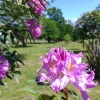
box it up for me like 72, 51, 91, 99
51, 0, 100, 22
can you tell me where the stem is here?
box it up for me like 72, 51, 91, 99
61, 88, 70, 100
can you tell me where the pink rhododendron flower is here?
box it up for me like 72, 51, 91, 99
37, 73, 49, 83
27, 0, 46, 15
25, 19, 42, 38
37, 47, 97, 100
0, 54, 9, 80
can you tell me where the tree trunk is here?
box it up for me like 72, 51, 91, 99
22, 39, 26, 47
10, 34, 15, 44
92, 39, 94, 50
47, 33, 50, 43
3, 34, 7, 44
83, 39, 84, 49
48, 37, 50, 43
26, 38, 28, 44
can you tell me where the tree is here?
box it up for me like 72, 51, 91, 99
65, 23, 75, 41
96, 4, 100, 10
75, 10, 100, 48
42, 18, 60, 43
47, 7, 65, 23
47, 7, 66, 41
63, 34, 71, 43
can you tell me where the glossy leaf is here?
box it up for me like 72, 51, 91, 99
20, 87, 39, 97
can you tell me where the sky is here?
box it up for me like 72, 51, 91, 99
51, 0, 100, 22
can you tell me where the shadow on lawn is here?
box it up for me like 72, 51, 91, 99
11, 44, 36, 48
28, 41, 55, 44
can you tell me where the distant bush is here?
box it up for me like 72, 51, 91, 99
85, 40, 100, 78
63, 34, 71, 43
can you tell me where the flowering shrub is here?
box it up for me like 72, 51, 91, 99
0, 0, 46, 84
25, 19, 42, 38
37, 47, 97, 100
0, 53, 9, 80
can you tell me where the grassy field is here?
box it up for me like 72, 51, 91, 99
0, 41, 100, 100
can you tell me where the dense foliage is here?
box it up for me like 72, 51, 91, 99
0, 0, 47, 84
47, 7, 75, 41
85, 40, 100, 78
42, 18, 60, 43
75, 10, 100, 47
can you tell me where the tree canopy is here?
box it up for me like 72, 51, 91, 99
75, 10, 100, 40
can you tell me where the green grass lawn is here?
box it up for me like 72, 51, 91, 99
0, 41, 99, 100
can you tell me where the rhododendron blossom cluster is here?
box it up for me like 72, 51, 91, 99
37, 47, 97, 100
25, 19, 42, 38
27, 0, 46, 15
0, 54, 9, 80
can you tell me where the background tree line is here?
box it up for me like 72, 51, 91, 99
0, 0, 100, 46
0, 1, 77, 45
40, 7, 77, 43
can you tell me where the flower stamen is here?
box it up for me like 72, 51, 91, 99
68, 63, 73, 71
50, 60, 55, 69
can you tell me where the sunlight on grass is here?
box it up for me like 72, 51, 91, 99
0, 41, 99, 100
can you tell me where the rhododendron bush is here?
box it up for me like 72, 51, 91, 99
0, 0, 46, 84
37, 47, 97, 100
0, 47, 24, 85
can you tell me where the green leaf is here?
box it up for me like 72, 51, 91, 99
6, 74, 13, 80
69, 90, 77, 96
14, 71, 21, 75
36, 94, 56, 100
76, 94, 83, 100
16, 0, 22, 5
20, 87, 39, 97
68, 90, 82, 100
0, 80, 5, 86
14, 74, 19, 84
61, 96, 66, 100
27, 80, 37, 84
36, 95, 44, 100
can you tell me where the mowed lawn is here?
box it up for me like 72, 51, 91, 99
0, 41, 100, 100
